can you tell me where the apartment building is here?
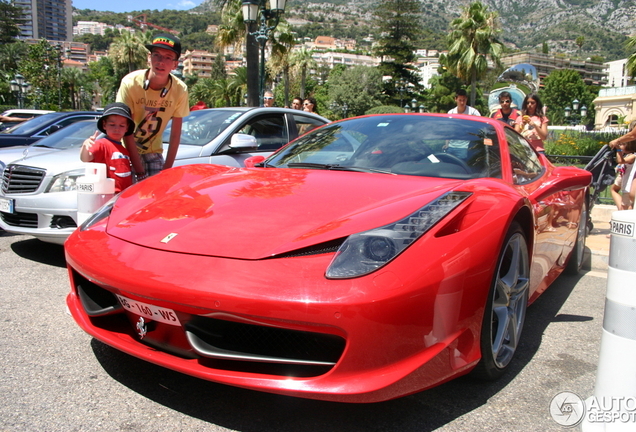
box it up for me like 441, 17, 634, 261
183, 50, 217, 78
14, 0, 73, 42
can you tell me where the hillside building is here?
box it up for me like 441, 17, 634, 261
183, 50, 216, 79
604, 59, 634, 88
501, 52, 607, 87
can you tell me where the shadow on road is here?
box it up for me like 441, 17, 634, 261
10, 237, 66, 268
90, 273, 585, 432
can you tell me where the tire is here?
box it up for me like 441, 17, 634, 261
472, 222, 530, 380
565, 199, 588, 275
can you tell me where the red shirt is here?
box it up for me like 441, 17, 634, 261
91, 137, 133, 193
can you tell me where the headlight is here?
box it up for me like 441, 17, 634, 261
80, 196, 117, 231
46, 169, 85, 193
326, 191, 472, 279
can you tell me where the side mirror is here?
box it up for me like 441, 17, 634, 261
47, 124, 63, 135
244, 155, 266, 167
229, 133, 258, 150
531, 166, 592, 202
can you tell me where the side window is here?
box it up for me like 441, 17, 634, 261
239, 115, 288, 151
41, 116, 97, 136
293, 114, 324, 138
505, 129, 543, 184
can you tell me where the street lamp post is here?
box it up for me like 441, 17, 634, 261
10, 74, 31, 109
564, 99, 587, 127
242, 0, 286, 107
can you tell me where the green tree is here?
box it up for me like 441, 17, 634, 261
268, 21, 296, 106
443, 1, 503, 106
627, 35, 636, 80
372, 0, 423, 103
0, 40, 27, 74
426, 66, 466, 113
62, 67, 86, 110
189, 78, 217, 107
540, 69, 596, 126
209, 54, 227, 81
216, 0, 258, 106
109, 30, 148, 75
73, 33, 114, 52
576, 36, 585, 56
0, 0, 24, 43
86, 56, 118, 107
289, 46, 316, 99
327, 65, 382, 118
17, 40, 63, 110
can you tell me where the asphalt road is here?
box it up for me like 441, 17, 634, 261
0, 230, 609, 432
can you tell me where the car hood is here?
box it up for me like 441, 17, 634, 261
107, 164, 464, 259
0, 145, 59, 165
7, 146, 84, 174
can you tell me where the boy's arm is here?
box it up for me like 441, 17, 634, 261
79, 131, 99, 162
163, 117, 182, 170
623, 153, 636, 164
123, 135, 145, 176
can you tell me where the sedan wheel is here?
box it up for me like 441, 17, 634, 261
473, 222, 529, 380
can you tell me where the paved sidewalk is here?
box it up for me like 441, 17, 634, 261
587, 204, 614, 271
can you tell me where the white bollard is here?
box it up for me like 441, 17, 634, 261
582, 210, 636, 431
76, 163, 115, 226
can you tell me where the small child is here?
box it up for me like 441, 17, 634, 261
610, 140, 636, 210
80, 102, 135, 193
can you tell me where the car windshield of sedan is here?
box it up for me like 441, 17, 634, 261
162, 109, 244, 146
30, 120, 97, 149
267, 115, 502, 180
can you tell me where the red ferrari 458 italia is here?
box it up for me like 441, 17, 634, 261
65, 113, 591, 402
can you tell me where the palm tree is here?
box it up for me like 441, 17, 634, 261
216, 0, 259, 106
62, 67, 85, 109
228, 66, 248, 105
626, 35, 636, 82
267, 22, 296, 106
444, 1, 503, 106
290, 46, 316, 99
109, 30, 148, 74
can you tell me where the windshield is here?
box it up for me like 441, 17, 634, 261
162, 109, 244, 146
0, 112, 62, 135
31, 120, 97, 149
267, 115, 502, 180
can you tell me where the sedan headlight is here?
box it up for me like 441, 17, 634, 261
46, 169, 85, 193
326, 191, 472, 279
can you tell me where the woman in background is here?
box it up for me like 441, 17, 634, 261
515, 94, 549, 154
303, 97, 319, 114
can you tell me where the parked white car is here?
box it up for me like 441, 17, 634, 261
0, 107, 328, 243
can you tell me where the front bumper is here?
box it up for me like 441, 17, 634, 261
0, 190, 78, 244
64, 221, 499, 402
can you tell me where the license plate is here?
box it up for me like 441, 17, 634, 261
116, 294, 181, 326
0, 197, 14, 214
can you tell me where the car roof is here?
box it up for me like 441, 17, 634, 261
1, 109, 55, 116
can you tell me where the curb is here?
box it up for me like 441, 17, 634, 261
587, 204, 614, 272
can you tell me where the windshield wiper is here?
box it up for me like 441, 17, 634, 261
287, 162, 394, 174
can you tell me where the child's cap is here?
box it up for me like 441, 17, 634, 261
98, 102, 135, 136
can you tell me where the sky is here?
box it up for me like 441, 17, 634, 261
72, 0, 205, 13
